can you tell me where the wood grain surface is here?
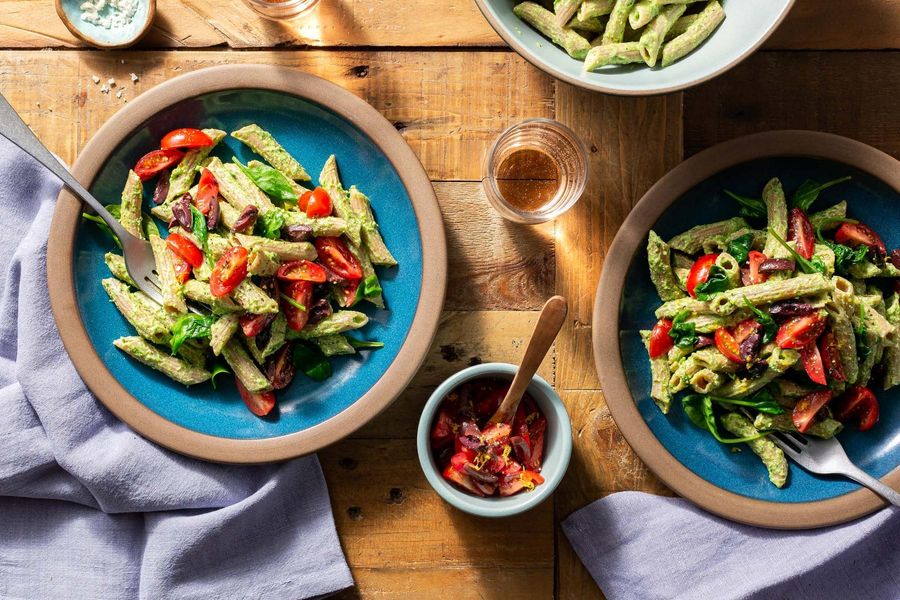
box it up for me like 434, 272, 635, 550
1, 0, 892, 596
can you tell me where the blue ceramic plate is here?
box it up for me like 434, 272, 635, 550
49, 66, 446, 463
595, 131, 900, 528
473, 0, 794, 95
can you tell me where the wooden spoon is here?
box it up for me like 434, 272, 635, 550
488, 295, 568, 425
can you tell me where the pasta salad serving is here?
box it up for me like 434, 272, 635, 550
83, 125, 396, 417
643, 175, 896, 487
512, 0, 725, 72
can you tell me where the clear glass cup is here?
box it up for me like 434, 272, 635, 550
482, 118, 588, 224
242, 0, 319, 20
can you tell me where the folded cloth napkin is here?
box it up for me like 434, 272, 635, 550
0, 136, 353, 599
562, 491, 899, 600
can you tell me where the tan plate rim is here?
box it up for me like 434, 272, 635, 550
54, 0, 157, 50
46, 64, 447, 464
593, 130, 900, 529
472, 0, 795, 97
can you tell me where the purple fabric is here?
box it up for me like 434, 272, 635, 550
562, 491, 899, 600
0, 137, 353, 599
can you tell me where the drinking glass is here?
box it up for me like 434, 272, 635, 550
242, 0, 319, 20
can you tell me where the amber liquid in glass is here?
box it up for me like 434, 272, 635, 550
494, 148, 560, 213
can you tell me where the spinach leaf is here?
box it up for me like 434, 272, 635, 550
726, 233, 753, 264
682, 394, 708, 430
170, 313, 216, 355
790, 176, 851, 212
293, 342, 332, 381
233, 159, 298, 204
209, 363, 230, 389
815, 218, 868, 275
708, 389, 785, 415
682, 394, 771, 443
724, 190, 766, 219
190, 205, 212, 268
694, 265, 730, 300
257, 207, 288, 240
767, 228, 825, 274
347, 337, 385, 350
668, 310, 698, 349
742, 297, 777, 344
82, 213, 122, 249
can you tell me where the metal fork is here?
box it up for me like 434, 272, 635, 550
770, 431, 900, 507
0, 92, 166, 305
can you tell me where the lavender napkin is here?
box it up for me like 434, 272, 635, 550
0, 136, 353, 598
562, 491, 899, 600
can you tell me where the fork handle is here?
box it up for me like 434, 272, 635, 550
0, 93, 129, 240
844, 465, 900, 508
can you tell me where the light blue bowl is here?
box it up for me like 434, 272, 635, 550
416, 363, 572, 518
57, 0, 155, 49
474, 0, 794, 95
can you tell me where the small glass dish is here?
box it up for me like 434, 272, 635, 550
482, 118, 589, 224
242, 0, 319, 20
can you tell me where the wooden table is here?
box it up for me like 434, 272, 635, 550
3, 1, 898, 597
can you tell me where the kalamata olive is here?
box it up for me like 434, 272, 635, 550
152, 170, 170, 205
171, 194, 193, 231
206, 196, 220, 230
265, 342, 296, 390
231, 205, 258, 233
694, 334, 714, 350
257, 276, 279, 299
759, 258, 795, 273
463, 463, 498, 484
509, 436, 532, 464
308, 297, 333, 325
891, 249, 900, 270
869, 246, 886, 268
739, 330, 761, 362
768, 300, 815, 318
282, 224, 313, 242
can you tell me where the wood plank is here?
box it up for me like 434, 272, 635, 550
319, 439, 554, 595
1, 0, 898, 50
553, 84, 683, 391
332, 567, 554, 599
684, 51, 900, 158
0, 50, 554, 182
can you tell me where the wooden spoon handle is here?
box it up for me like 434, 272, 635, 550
490, 295, 568, 425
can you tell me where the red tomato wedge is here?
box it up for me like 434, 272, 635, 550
276, 259, 327, 283
792, 390, 833, 433
301, 187, 333, 218
194, 168, 219, 215
835, 222, 886, 255
281, 280, 313, 331
746, 251, 769, 285
239, 313, 276, 338
775, 313, 826, 349
648, 319, 674, 358
170, 250, 192, 284
799, 343, 827, 385
235, 378, 276, 417
819, 331, 845, 383
210, 246, 248, 297
166, 233, 204, 268
430, 409, 456, 448
337, 279, 361, 308
134, 148, 184, 181
314, 237, 363, 280
161, 128, 214, 150
732, 319, 761, 344
834, 385, 879, 431
787, 208, 816, 259
686, 254, 720, 298
714, 327, 743, 363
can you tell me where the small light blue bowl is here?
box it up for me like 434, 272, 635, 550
416, 363, 572, 518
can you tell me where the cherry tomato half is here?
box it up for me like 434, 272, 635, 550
775, 313, 826, 349
714, 327, 743, 363
792, 390, 833, 433
161, 128, 214, 150
648, 319, 674, 358
170, 250, 192, 284
134, 148, 184, 182
299, 187, 332, 218
799, 343, 827, 386
210, 246, 248, 298
834, 385, 879, 431
835, 222, 886, 255
194, 168, 219, 215
787, 208, 816, 260
166, 233, 204, 268
239, 313, 276, 338
235, 378, 276, 417
276, 259, 327, 283
281, 280, 313, 332
686, 254, 720, 298
314, 237, 363, 280
819, 331, 846, 383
